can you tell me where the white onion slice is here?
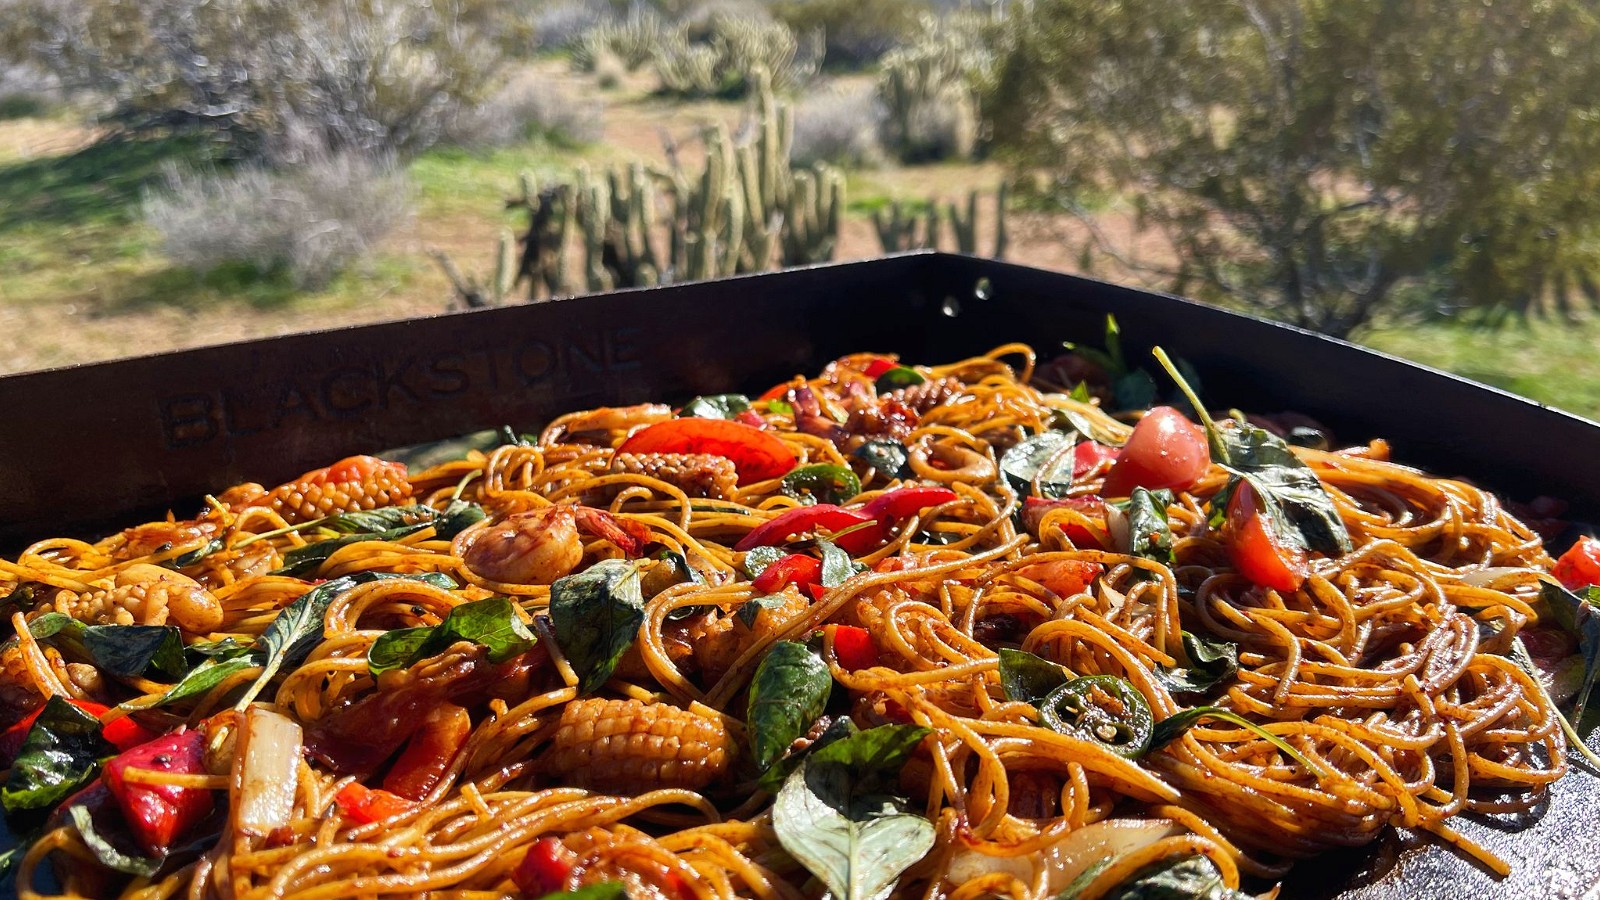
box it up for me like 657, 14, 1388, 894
946, 817, 1178, 894
235, 707, 303, 836
1457, 567, 1530, 588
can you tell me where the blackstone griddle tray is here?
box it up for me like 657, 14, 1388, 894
1, 252, 1597, 899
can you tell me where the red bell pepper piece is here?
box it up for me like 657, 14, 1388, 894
862, 358, 898, 378
734, 505, 882, 554
102, 730, 214, 855
860, 486, 959, 522
751, 553, 824, 595
1554, 536, 1600, 591
618, 418, 798, 485
513, 836, 578, 896
1021, 496, 1108, 549
829, 625, 879, 670
0, 700, 159, 767
381, 703, 472, 801
333, 782, 415, 825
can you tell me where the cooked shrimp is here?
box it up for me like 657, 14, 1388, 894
459, 506, 583, 586
542, 403, 672, 444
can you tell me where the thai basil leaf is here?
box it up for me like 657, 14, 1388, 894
997, 648, 1071, 706
26, 613, 80, 640
1214, 423, 1351, 557
532, 883, 627, 900
1052, 858, 1113, 899
767, 399, 795, 416
742, 546, 787, 579
1000, 431, 1077, 499
818, 540, 854, 588
680, 394, 752, 420
1148, 707, 1324, 776
152, 649, 261, 707
1540, 579, 1600, 724
82, 625, 186, 679
1068, 381, 1093, 403
237, 572, 455, 708
367, 597, 535, 675
68, 805, 162, 877
279, 503, 485, 575
782, 464, 862, 506
2, 697, 114, 813
327, 504, 441, 534
853, 440, 912, 479
186, 637, 250, 660
1100, 854, 1250, 900
772, 725, 935, 900
748, 641, 833, 771
1053, 408, 1127, 449
165, 538, 224, 569
276, 526, 427, 575
1123, 488, 1175, 566
758, 715, 857, 792
873, 366, 926, 393
1154, 632, 1239, 695
550, 559, 645, 695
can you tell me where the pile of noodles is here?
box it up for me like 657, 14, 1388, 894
0, 344, 1568, 900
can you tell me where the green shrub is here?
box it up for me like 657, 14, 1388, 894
771, 0, 926, 69
651, 15, 820, 99
876, 10, 1001, 162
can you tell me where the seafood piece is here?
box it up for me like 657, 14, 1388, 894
888, 376, 964, 415
543, 698, 733, 794
545, 404, 673, 444
53, 564, 223, 632
0, 644, 48, 725
609, 452, 737, 500
115, 520, 217, 561
461, 506, 583, 586
246, 455, 412, 524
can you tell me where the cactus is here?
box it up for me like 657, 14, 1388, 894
431, 229, 517, 309
871, 183, 1009, 259
872, 201, 938, 253
649, 14, 820, 99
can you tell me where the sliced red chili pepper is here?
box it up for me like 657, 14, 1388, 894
830, 625, 879, 670
513, 836, 578, 896
734, 505, 881, 554
751, 553, 823, 594
102, 730, 214, 855
1021, 496, 1108, 549
0, 700, 159, 767
333, 782, 415, 825
618, 418, 798, 485
1225, 480, 1309, 593
860, 486, 959, 522
381, 703, 472, 801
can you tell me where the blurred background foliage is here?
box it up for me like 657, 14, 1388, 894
1, 0, 1599, 415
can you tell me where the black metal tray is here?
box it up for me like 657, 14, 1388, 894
1, 252, 1595, 898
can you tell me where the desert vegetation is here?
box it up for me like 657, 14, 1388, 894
2, 0, 1599, 416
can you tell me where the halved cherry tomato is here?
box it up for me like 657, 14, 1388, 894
333, 782, 415, 825
829, 625, 879, 670
751, 553, 823, 595
735, 505, 882, 554
862, 358, 899, 379
860, 487, 959, 522
0, 700, 159, 767
102, 730, 214, 855
1073, 441, 1120, 477
1225, 481, 1308, 593
513, 836, 578, 896
1021, 496, 1108, 549
1553, 536, 1600, 591
382, 703, 472, 801
618, 418, 798, 485
1100, 406, 1210, 498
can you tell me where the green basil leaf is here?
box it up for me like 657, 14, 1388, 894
650, 546, 707, 588
1148, 706, 1324, 776
151, 654, 261, 707
1154, 632, 1239, 696
532, 883, 627, 900
782, 464, 863, 506
236, 572, 455, 708
278, 504, 484, 576
1052, 858, 1113, 899
997, 648, 1071, 706
853, 440, 912, 478
748, 641, 833, 771
772, 725, 936, 900
68, 805, 162, 877
1540, 579, 1600, 725
767, 399, 795, 416
2, 697, 114, 813
742, 546, 787, 579
1124, 487, 1175, 566
1100, 854, 1251, 900
275, 525, 430, 576
82, 625, 187, 679
680, 394, 752, 420
1215, 422, 1351, 557
817, 539, 854, 589
165, 538, 224, 569
327, 504, 441, 534
550, 559, 645, 695
1068, 381, 1093, 403
368, 597, 534, 675
873, 366, 926, 393
27, 613, 81, 640
738, 593, 790, 628
1000, 431, 1076, 499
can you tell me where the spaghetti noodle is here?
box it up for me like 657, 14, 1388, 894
0, 344, 1573, 899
